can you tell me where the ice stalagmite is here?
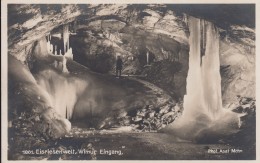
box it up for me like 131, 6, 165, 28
163, 16, 239, 142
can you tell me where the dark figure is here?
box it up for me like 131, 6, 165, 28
116, 56, 123, 77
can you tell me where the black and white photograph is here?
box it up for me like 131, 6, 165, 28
1, 0, 258, 161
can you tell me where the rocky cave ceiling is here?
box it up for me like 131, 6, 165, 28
8, 4, 255, 54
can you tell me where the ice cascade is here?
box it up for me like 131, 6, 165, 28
163, 17, 239, 142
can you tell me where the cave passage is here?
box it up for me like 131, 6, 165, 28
6, 4, 256, 161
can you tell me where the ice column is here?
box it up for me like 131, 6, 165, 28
63, 24, 73, 60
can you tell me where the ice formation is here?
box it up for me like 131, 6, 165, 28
163, 16, 240, 142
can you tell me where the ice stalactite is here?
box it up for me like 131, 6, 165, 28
46, 24, 74, 73
46, 24, 73, 60
46, 34, 60, 56
46, 41, 51, 54
163, 16, 240, 142
46, 35, 53, 54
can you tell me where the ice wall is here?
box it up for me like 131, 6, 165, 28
36, 69, 87, 119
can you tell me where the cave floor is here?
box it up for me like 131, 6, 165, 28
12, 59, 254, 160
49, 60, 252, 160
47, 126, 250, 160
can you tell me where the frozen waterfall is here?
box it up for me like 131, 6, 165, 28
183, 16, 222, 120
162, 17, 240, 142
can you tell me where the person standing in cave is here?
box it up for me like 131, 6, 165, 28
116, 55, 123, 78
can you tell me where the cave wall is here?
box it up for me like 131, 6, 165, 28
220, 37, 255, 105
